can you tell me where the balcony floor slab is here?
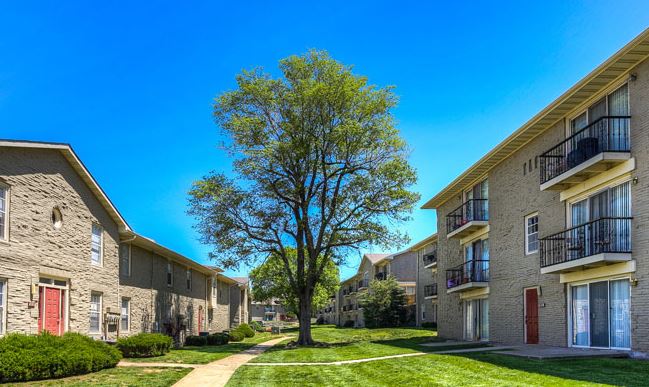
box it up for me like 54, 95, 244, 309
541, 252, 632, 274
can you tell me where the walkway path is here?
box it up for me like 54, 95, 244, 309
172, 336, 287, 387
245, 346, 512, 367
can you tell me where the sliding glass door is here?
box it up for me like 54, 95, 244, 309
570, 279, 630, 349
464, 299, 489, 342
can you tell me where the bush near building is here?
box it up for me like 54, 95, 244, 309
0, 332, 122, 383
185, 333, 230, 346
116, 333, 173, 358
228, 330, 245, 342
237, 323, 255, 338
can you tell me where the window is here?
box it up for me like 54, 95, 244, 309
166, 262, 173, 287
90, 292, 102, 333
570, 84, 629, 135
0, 185, 8, 241
525, 213, 539, 255
121, 298, 130, 332
91, 224, 103, 266
51, 207, 63, 229
119, 244, 131, 276
212, 278, 218, 302
405, 286, 415, 295
186, 269, 192, 291
0, 279, 6, 335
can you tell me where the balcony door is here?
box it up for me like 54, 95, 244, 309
465, 239, 489, 282
568, 181, 631, 258
464, 180, 488, 221
570, 279, 630, 349
464, 298, 489, 342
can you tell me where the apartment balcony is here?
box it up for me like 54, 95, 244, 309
358, 279, 369, 290
540, 217, 632, 274
540, 116, 631, 191
423, 252, 437, 268
375, 272, 386, 280
446, 199, 489, 239
424, 283, 438, 298
446, 260, 489, 293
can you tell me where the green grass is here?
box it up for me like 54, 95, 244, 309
251, 325, 440, 363
9, 366, 191, 386
230, 353, 649, 386
127, 332, 276, 364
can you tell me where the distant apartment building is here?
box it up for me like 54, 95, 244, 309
250, 299, 287, 322
328, 252, 417, 328
0, 140, 246, 341
422, 29, 649, 353
412, 233, 438, 326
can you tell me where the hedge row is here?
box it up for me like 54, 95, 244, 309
185, 333, 230, 346
116, 333, 173, 358
0, 332, 121, 383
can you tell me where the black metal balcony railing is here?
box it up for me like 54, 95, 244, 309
375, 272, 386, 280
446, 260, 490, 289
358, 279, 369, 289
423, 252, 437, 266
424, 283, 438, 297
446, 199, 489, 234
540, 116, 631, 184
348, 285, 355, 293
540, 217, 632, 268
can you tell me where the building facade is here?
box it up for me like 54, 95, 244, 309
413, 234, 438, 326
0, 140, 245, 342
422, 29, 649, 354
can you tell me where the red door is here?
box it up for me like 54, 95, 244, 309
525, 288, 539, 344
39, 287, 63, 335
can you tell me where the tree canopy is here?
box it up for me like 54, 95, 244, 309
358, 276, 409, 328
188, 50, 418, 344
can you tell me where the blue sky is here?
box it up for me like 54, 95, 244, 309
1, 1, 647, 280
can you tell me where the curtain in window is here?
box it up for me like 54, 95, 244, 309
0, 280, 4, 334
608, 84, 630, 151
610, 182, 631, 252
609, 279, 631, 349
464, 301, 474, 341
588, 97, 607, 123
571, 112, 588, 135
572, 285, 589, 346
480, 299, 489, 341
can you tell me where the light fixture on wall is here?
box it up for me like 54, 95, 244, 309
629, 73, 638, 82
633, 177, 639, 185
630, 278, 639, 287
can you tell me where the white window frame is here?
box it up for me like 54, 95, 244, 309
525, 212, 539, 255
0, 183, 9, 242
119, 243, 131, 277
90, 292, 102, 334
166, 262, 173, 287
0, 279, 6, 335
186, 268, 192, 291
121, 298, 130, 332
90, 224, 103, 266
566, 81, 630, 137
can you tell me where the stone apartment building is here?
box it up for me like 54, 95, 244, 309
412, 233, 438, 326
332, 252, 417, 327
422, 29, 649, 353
0, 140, 246, 341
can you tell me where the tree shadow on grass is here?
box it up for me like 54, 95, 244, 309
454, 352, 649, 387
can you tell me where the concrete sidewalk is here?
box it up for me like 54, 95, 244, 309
172, 336, 287, 387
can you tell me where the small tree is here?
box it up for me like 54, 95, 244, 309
249, 249, 339, 317
358, 276, 408, 328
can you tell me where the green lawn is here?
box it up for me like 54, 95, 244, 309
126, 332, 277, 364
230, 353, 649, 386
9, 367, 191, 387
251, 325, 441, 363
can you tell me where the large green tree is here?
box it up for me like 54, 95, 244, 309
188, 50, 418, 345
249, 249, 339, 316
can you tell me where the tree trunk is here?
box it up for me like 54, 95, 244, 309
296, 295, 314, 346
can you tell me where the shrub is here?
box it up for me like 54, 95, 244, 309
117, 333, 173, 358
0, 332, 121, 383
185, 335, 208, 346
343, 320, 355, 328
421, 322, 437, 329
237, 323, 255, 338
250, 321, 264, 332
206, 333, 229, 346
228, 330, 245, 342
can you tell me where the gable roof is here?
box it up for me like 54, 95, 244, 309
365, 253, 390, 264
0, 139, 131, 233
422, 28, 649, 210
